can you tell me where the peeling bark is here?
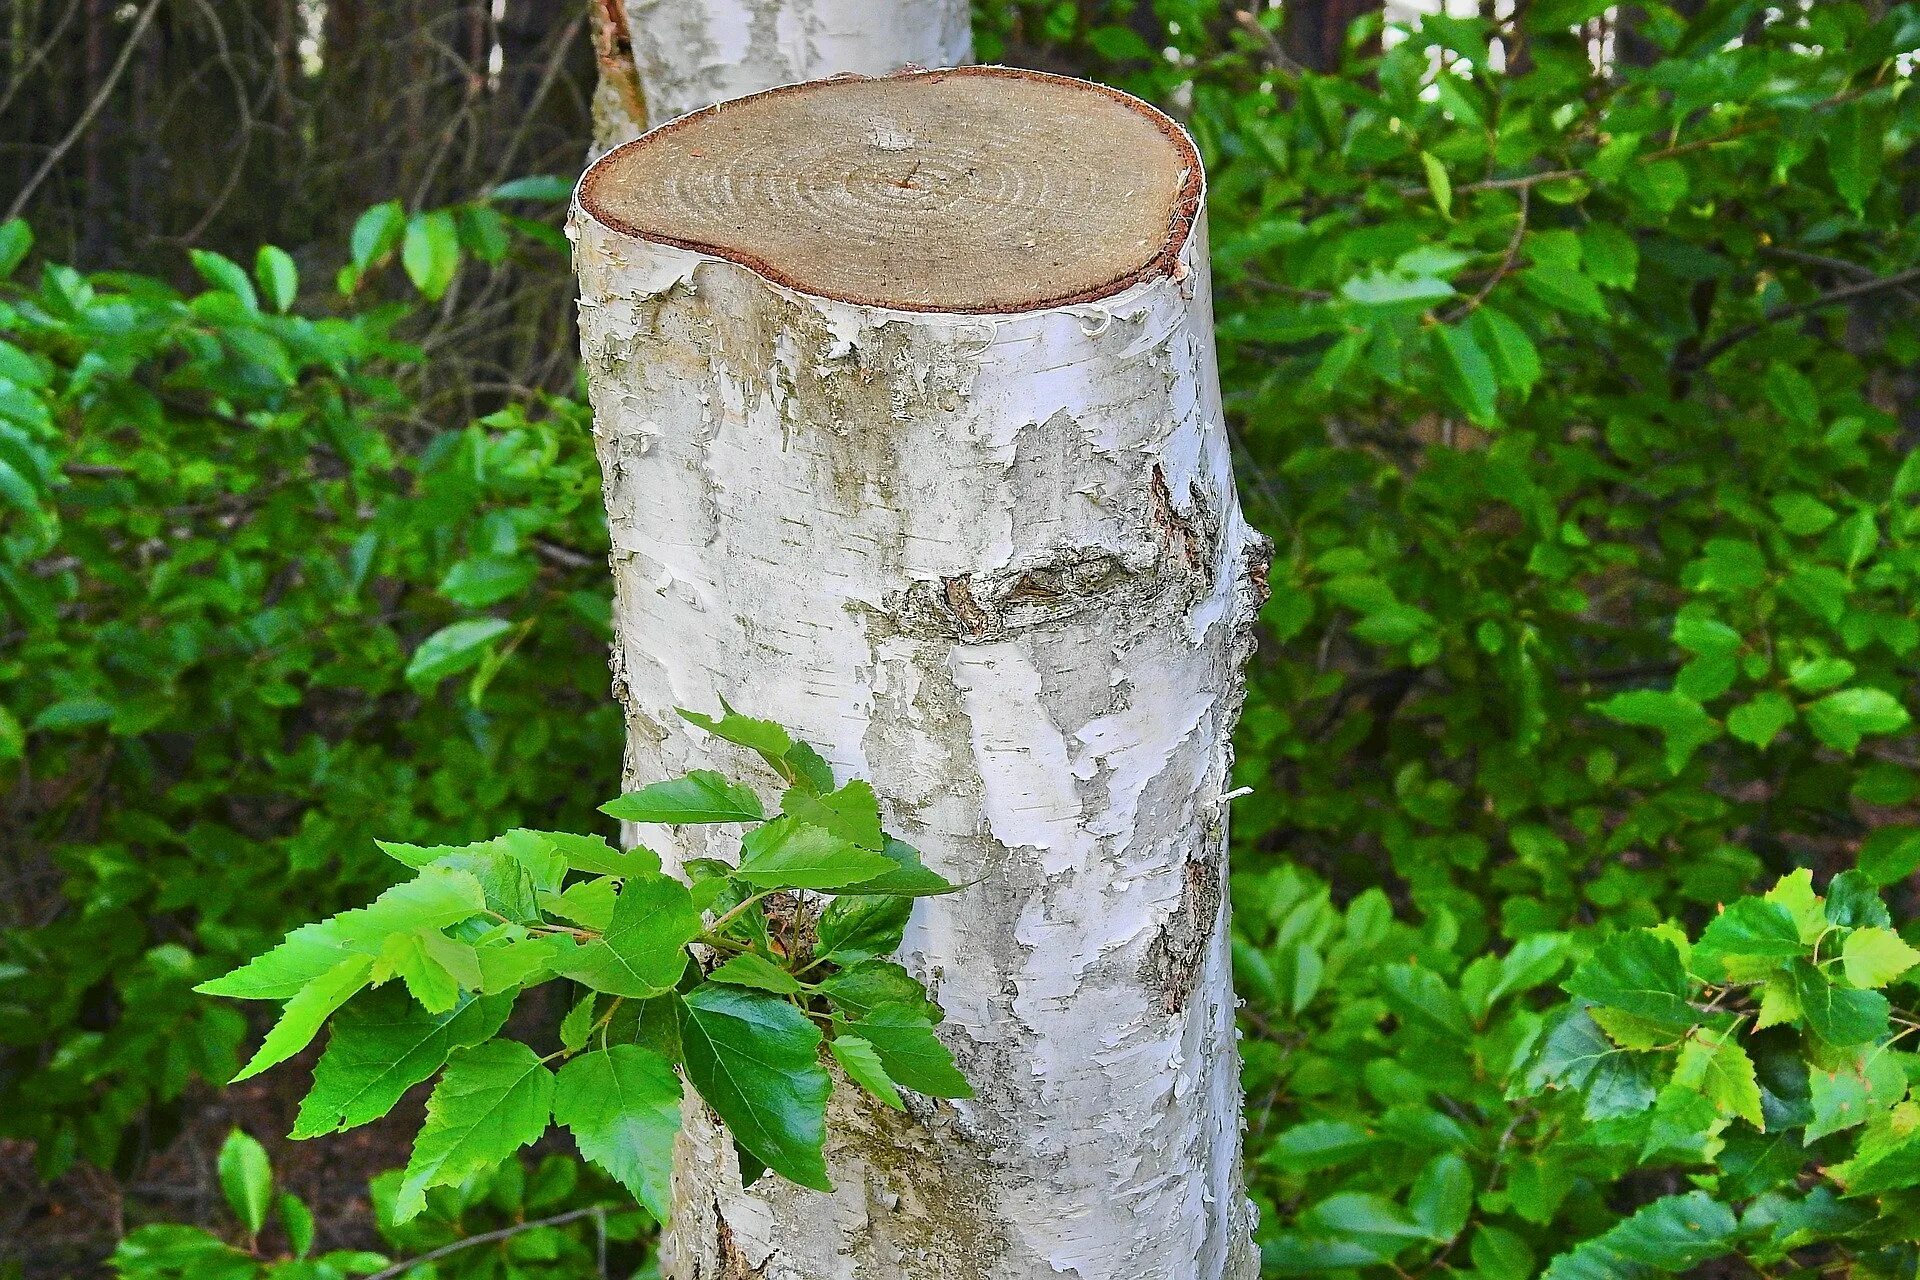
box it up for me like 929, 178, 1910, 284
573, 70, 1262, 1280
591, 0, 973, 149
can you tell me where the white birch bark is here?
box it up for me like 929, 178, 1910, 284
592, 0, 973, 147
571, 68, 1263, 1280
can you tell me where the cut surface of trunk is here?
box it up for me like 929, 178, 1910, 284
573, 66, 1262, 1280
592, 0, 973, 147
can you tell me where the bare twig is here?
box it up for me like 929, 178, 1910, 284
6, 0, 163, 222
363, 1206, 613, 1280
1690, 264, 1920, 368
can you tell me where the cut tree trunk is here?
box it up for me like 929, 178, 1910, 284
590, 0, 973, 148
572, 67, 1264, 1280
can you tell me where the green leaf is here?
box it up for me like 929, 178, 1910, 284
781, 779, 883, 850
405, 618, 512, 691
538, 831, 661, 879
1825, 870, 1892, 928
600, 771, 764, 824
190, 249, 259, 309
1433, 322, 1497, 425
395, 1039, 555, 1222
816, 960, 941, 1022
1694, 898, 1804, 978
547, 877, 618, 931
835, 836, 959, 896
1380, 964, 1470, 1038
553, 1045, 682, 1223
816, 894, 912, 964
254, 245, 298, 312
0, 219, 32, 277
293, 991, 513, 1138
1419, 151, 1452, 218
371, 929, 476, 1014
1540, 1191, 1736, 1279
491, 174, 575, 201
350, 201, 406, 269
678, 984, 831, 1190
829, 1034, 905, 1110
1409, 1152, 1472, 1241
1726, 692, 1795, 749
735, 817, 893, 890
677, 704, 792, 761
216, 1130, 272, 1234
1470, 1227, 1535, 1280
1301, 1190, 1429, 1242
562, 875, 700, 998
1804, 688, 1910, 753
401, 210, 461, 301
1595, 690, 1719, 773
1792, 959, 1890, 1047
1341, 270, 1455, 306
1841, 927, 1919, 989
560, 991, 598, 1052
1673, 1029, 1764, 1129
1806, 1050, 1907, 1141
233, 953, 375, 1082
279, 1193, 314, 1258
844, 1004, 969, 1098
1521, 260, 1606, 318
1766, 869, 1826, 943
1827, 102, 1882, 215
1471, 307, 1541, 396
1564, 931, 1696, 1030
709, 951, 804, 994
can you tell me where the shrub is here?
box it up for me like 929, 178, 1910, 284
0, 197, 620, 1176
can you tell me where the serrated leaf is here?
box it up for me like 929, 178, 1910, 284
816, 960, 941, 1023
1766, 870, 1826, 943
835, 836, 959, 896
547, 877, 618, 931
1807, 1050, 1907, 1141
1540, 1191, 1736, 1279
601, 771, 764, 824
540, 831, 661, 879
1841, 927, 1920, 989
679, 984, 831, 1190
709, 951, 803, 994
1793, 959, 1890, 1047
293, 990, 513, 1138
735, 817, 893, 890
233, 953, 375, 1082
395, 1040, 554, 1221
1825, 869, 1892, 928
844, 1004, 969, 1098
560, 991, 598, 1052
1434, 322, 1497, 426
677, 704, 792, 761
1673, 1029, 1764, 1129
217, 1130, 272, 1234
1564, 931, 1696, 1029
829, 1034, 904, 1110
553, 1045, 682, 1222
562, 875, 700, 998
781, 779, 882, 850
815, 894, 912, 965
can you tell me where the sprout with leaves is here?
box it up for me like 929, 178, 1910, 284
198, 707, 969, 1225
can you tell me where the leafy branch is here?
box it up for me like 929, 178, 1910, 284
198, 704, 971, 1225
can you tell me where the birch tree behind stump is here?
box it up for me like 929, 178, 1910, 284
591, 0, 973, 147
572, 67, 1265, 1280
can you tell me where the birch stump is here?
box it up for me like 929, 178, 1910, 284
572, 67, 1265, 1280
592, 0, 973, 146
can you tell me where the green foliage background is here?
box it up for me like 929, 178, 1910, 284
4, 1, 1920, 1276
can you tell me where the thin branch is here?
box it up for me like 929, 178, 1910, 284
6, 0, 163, 222
362, 1206, 613, 1280
1690, 264, 1920, 368
1441, 185, 1529, 322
